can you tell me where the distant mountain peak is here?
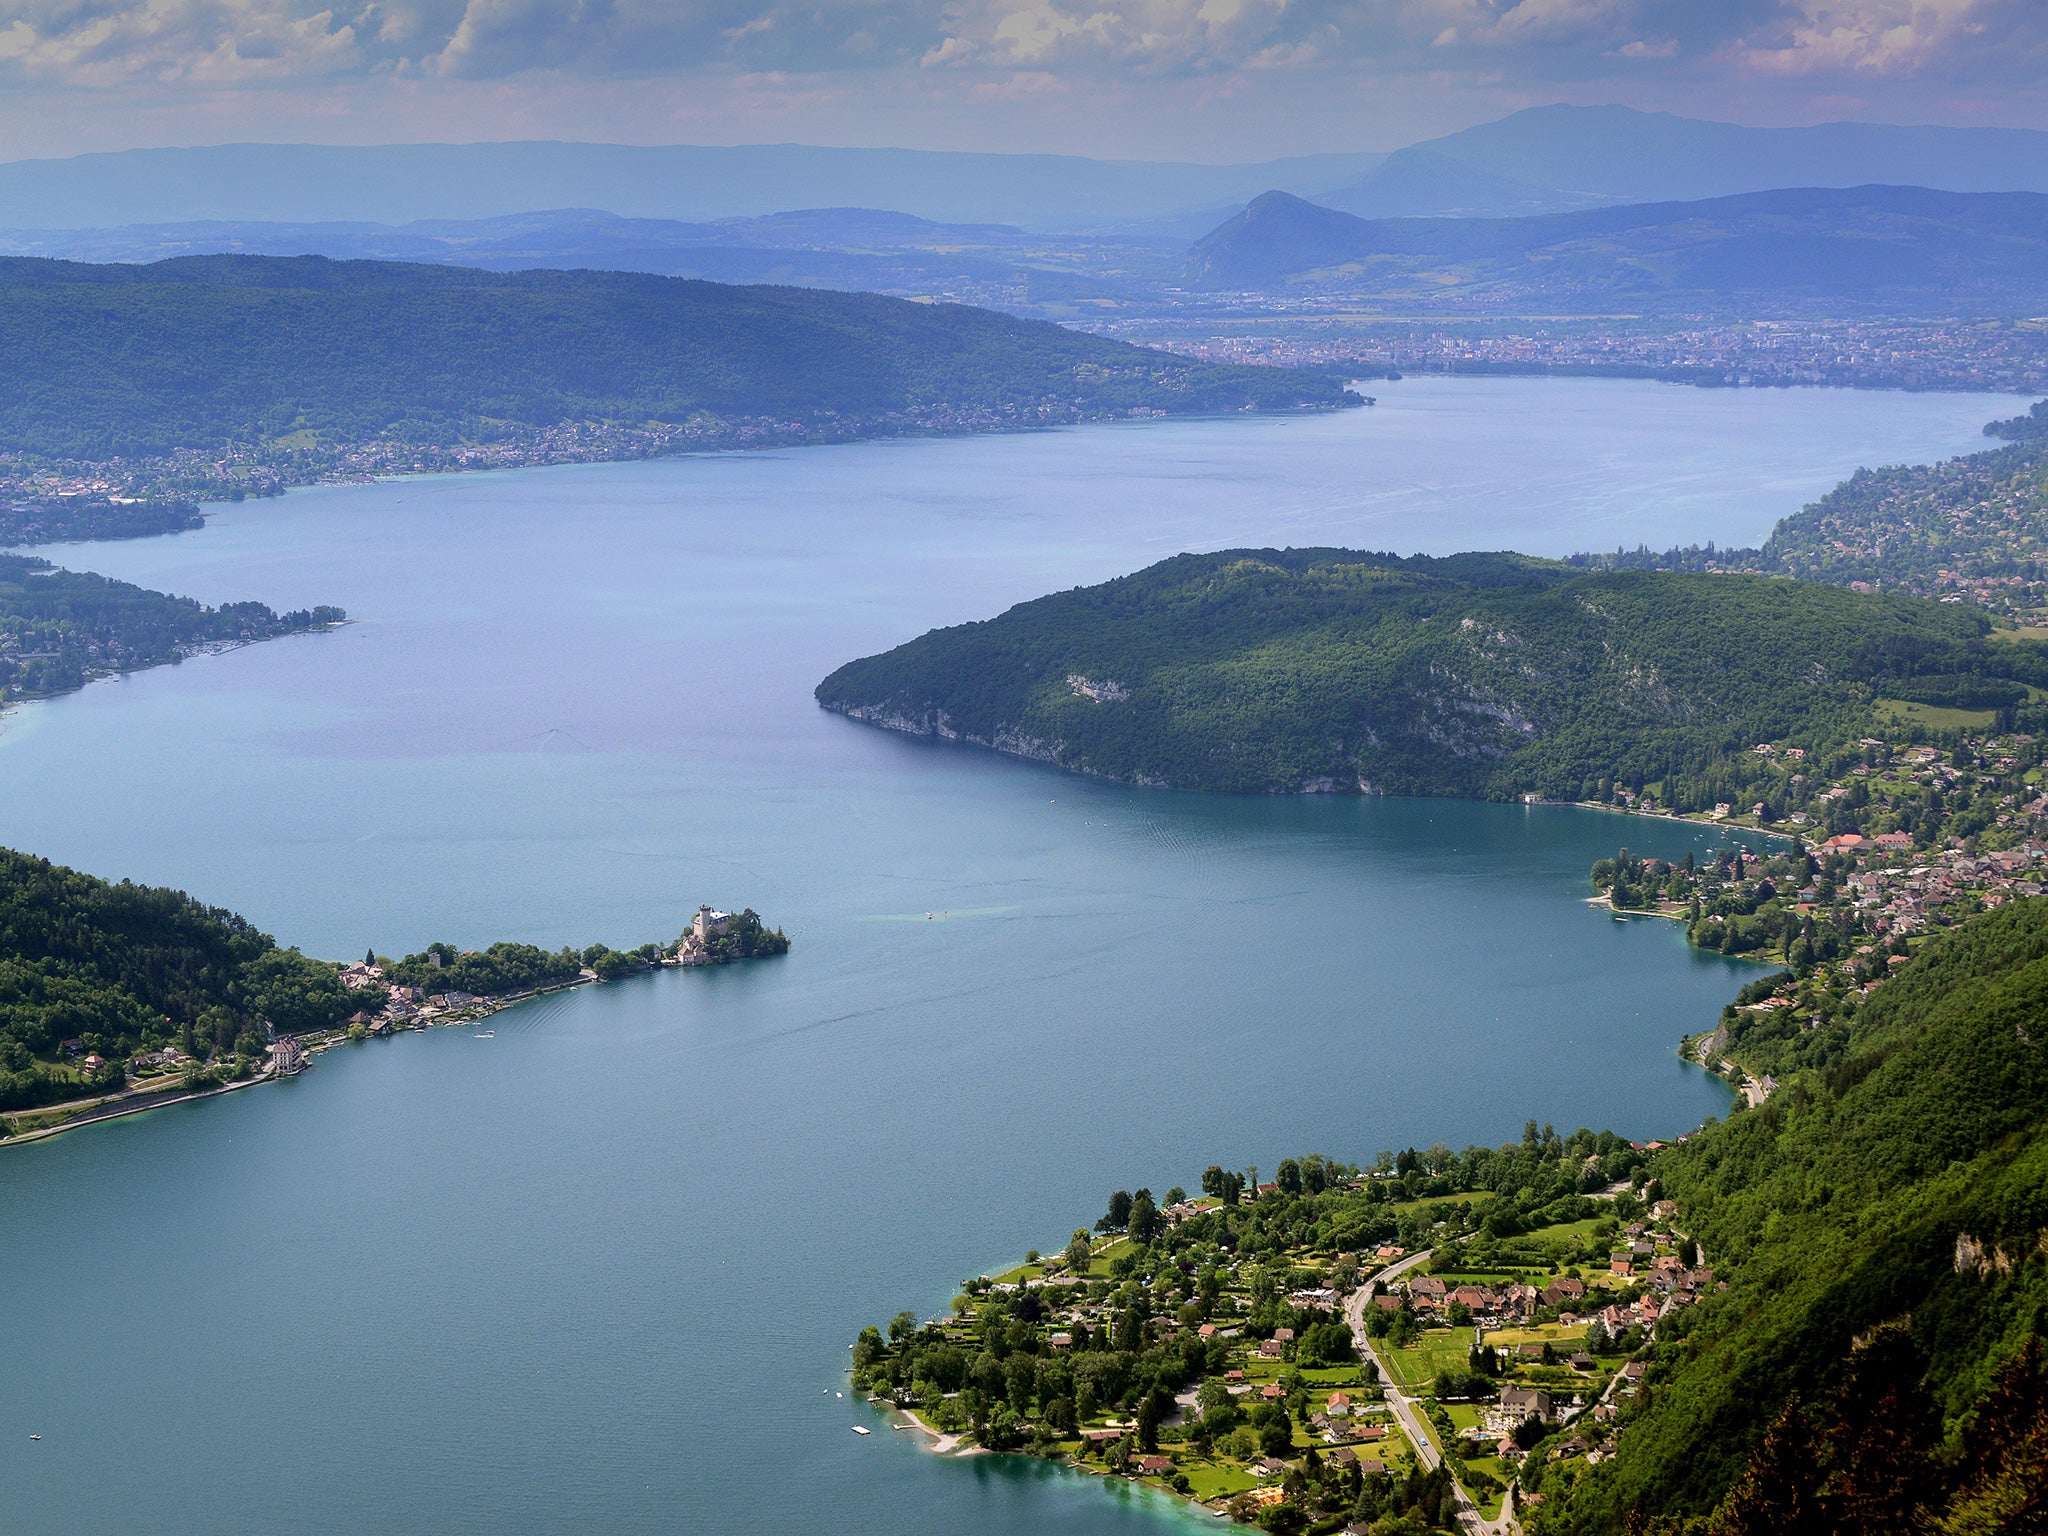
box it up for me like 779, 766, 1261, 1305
1184, 183, 2048, 313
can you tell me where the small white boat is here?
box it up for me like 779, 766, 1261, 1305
851, 1425, 871, 1436
29, 1434, 40, 1441
474, 1031, 495, 1039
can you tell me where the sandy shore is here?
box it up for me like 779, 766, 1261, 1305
890, 1405, 985, 1456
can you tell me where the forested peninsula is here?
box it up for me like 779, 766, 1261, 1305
818, 398, 2048, 803
861, 895, 2048, 1534
0, 552, 342, 703
0, 254, 1353, 512
0, 847, 784, 1137
816, 551, 2048, 798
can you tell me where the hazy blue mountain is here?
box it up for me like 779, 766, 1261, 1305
1311, 145, 1617, 219
0, 207, 1185, 308
0, 206, 1086, 265
0, 141, 1384, 234
9, 111, 2048, 237
1320, 105, 2048, 218
1186, 185, 2048, 314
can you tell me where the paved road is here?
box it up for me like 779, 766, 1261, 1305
1346, 1252, 1489, 1532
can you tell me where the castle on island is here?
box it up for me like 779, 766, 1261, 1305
675, 905, 732, 965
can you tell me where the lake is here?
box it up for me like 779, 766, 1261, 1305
0, 378, 2014, 1534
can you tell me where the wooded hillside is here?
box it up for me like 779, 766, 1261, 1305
1539, 896, 2048, 1532
0, 254, 1353, 458
817, 549, 2047, 798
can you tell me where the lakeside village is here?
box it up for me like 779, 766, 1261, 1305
0, 905, 787, 1145
1580, 721, 2048, 1102
853, 1151, 1717, 1533
0, 390, 1221, 510
1100, 315, 2048, 395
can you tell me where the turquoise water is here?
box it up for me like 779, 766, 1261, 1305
0, 378, 2012, 1534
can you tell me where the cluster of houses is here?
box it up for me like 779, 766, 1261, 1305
56, 1037, 109, 1076
1175, 318, 2048, 400
1384, 1271, 1592, 1329
1832, 839, 2048, 937
339, 959, 426, 1032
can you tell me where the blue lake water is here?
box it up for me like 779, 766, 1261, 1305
0, 377, 2015, 1534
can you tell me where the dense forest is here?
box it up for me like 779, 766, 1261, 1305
0, 847, 356, 1113
816, 548, 2048, 798
1535, 897, 2048, 1534
0, 552, 342, 700
0, 254, 1352, 461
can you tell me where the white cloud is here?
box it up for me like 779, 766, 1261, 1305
919, 31, 975, 62
0, 0, 2030, 90
1737, 0, 2000, 75
0, 0, 370, 85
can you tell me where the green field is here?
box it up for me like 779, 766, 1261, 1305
1178, 1458, 1262, 1501
1385, 1329, 1475, 1391
1876, 697, 2000, 730
1385, 1191, 1489, 1217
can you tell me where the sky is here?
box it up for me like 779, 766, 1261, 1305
0, 0, 2041, 162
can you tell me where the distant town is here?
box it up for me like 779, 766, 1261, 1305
1097, 314, 2048, 395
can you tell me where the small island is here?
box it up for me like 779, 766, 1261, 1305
0, 847, 788, 1144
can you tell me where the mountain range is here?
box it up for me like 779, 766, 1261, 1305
1320, 105, 2048, 219
7, 107, 2048, 235
0, 207, 1181, 306
0, 141, 1378, 236
1185, 185, 2048, 314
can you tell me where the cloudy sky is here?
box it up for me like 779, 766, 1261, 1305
0, 0, 2041, 160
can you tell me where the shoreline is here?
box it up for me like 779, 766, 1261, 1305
4, 398, 1363, 516
1558, 799, 1797, 844
0, 619, 350, 729
0, 947, 765, 1152
889, 1405, 984, 1457
0, 1067, 279, 1147
1, 906, 789, 1151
